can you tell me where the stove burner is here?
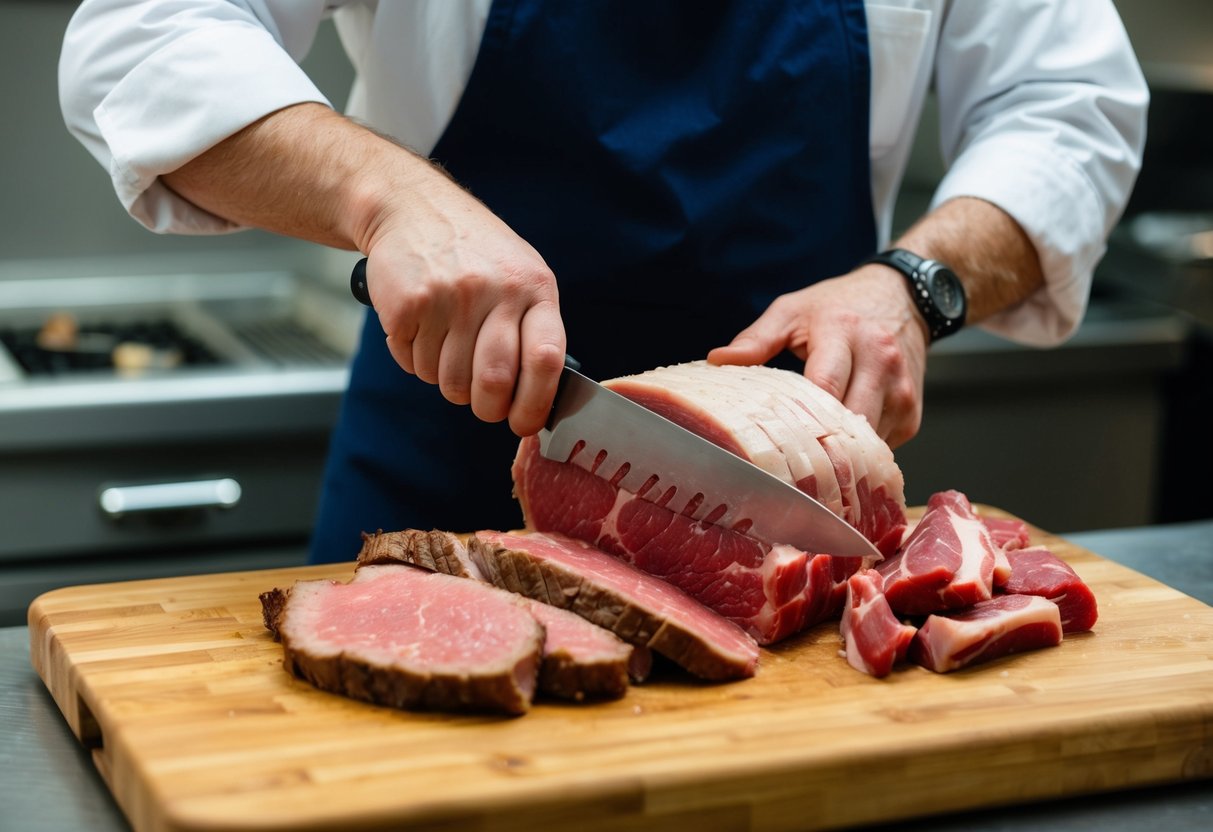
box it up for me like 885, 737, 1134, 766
0, 319, 222, 376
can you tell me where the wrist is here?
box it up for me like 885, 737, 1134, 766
864, 248, 967, 343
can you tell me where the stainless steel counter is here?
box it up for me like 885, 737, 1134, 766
2, 522, 1211, 832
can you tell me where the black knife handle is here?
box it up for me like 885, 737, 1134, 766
350, 257, 372, 307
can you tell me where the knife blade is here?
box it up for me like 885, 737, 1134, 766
539, 358, 881, 559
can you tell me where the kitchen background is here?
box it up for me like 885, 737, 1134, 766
1, 1, 1209, 624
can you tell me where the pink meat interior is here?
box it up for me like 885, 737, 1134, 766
481, 530, 758, 660
285, 566, 538, 673
524, 601, 630, 661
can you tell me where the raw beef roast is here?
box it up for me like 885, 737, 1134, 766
260, 565, 544, 715
910, 594, 1063, 673
512, 361, 907, 644
1002, 546, 1099, 634
468, 530, 760, 680
357, 529, 651, 699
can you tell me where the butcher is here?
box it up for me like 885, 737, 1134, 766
58, 1, 1147, 562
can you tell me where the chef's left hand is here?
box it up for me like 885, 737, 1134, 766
707, 264, 928, 448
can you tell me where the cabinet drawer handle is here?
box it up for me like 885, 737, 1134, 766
98, 478, 242, 518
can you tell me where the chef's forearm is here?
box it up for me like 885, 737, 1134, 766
892, 196, 1045, 325
160, 102, 439, 254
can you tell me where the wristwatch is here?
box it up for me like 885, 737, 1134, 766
865, 248, 967, 343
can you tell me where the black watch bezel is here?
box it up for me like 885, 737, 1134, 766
865, 248, 967, 343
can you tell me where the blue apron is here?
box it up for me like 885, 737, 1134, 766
310, 0, 876, 563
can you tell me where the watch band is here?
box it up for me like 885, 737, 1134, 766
864, 248, 966, 343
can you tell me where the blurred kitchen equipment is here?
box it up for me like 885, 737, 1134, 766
0, 269, 356, 625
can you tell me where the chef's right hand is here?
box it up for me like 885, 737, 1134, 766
358, 168, 566, 438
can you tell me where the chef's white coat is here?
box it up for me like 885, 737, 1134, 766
59, 0, 1148, 346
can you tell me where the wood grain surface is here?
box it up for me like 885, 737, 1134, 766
27, 510, 1213, 832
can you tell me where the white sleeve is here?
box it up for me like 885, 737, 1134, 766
59, 0, 336, 235
931, 0, 1148, 346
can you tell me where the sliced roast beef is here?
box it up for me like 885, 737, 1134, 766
878, 490, 998, 615
357, 528, 483, 579
356, 529, 650, 699
910, 594, 1063, 673
260, 565, 544, 715
512, 361, 906, 644
525, 601, 649, 700
467, 530, 760, 680
1002, 546, 1098, 634
840, 569, 917, 678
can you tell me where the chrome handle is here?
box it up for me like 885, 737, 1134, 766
98, 478, 242, 518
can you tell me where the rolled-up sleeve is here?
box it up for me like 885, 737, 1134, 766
59, 0, 333, 234
931, 0, 1148, 345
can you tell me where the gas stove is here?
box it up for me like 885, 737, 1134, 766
0, 269, 356, 447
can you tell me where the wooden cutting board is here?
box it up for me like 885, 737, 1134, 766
28, 510, 1213, 832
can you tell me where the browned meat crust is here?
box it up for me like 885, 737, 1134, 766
357, 529, 478, 578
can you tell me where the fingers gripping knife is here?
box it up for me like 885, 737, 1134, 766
349, 259, 878, 559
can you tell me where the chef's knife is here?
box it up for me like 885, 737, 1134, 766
349, 259, 879, 559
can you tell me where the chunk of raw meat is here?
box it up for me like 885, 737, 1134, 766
878, 490, 998, 615
982, 516, 1031, 551
356, 529, 651, 698
1002, 546, 1099, 634
260, 565, 544, 715
979, 514, 1028, 587
840, 569, 917, 678
910, 594, 1063, 673
467, 530, 760, 680
513, 362, 906, 644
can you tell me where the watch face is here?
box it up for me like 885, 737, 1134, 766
926, 268, 965, 319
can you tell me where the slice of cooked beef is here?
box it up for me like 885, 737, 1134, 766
356, 529, 650, 698
525, 600, 649, 700
840, 569, 917, 678
467, 530, 760, 680
878, 490, 998, 615
357, 528, 483, 579
1002, 546, 1099, 634
910, 594, 1063, 673
259, 564, 544, 715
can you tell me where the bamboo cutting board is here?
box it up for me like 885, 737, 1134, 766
28, 511, 1213, 832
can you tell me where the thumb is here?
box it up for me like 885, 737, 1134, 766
707, 309, 790, 367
